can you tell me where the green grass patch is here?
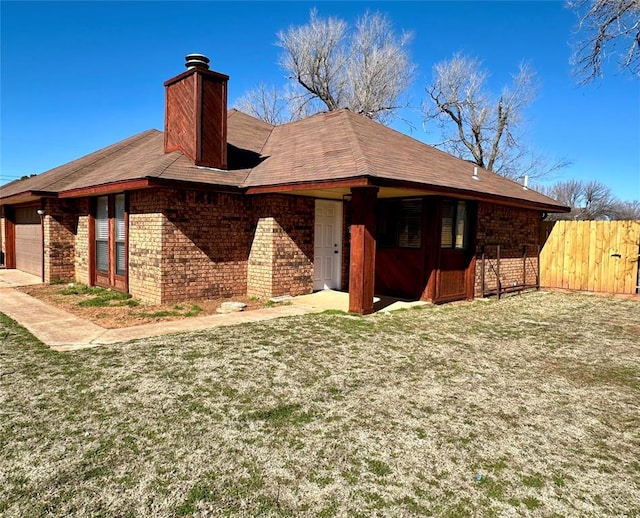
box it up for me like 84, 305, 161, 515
366, 459, 392, 477
246, 403, 315, 427
58, 283, 135, 307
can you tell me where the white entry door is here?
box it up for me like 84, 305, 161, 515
314, 200, 343, 290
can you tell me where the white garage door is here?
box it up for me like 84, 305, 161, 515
14, 207, 42, 277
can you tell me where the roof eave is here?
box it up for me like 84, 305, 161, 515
245, 176, 373, 195
371, 177, 571, 213
57, 179, 153, 198
0, 191, 57, 205
245, 175, 570, 213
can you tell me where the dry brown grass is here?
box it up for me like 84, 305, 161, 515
1, 291, 638, 516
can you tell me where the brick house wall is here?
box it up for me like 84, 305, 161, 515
128, 191, 165, 303
74, 199, 91, 285
248, 194, 314, 299
125, 189, 315, 304
159, 189, 252, 302
43, 198, 77, 283
475, 202, 541, 296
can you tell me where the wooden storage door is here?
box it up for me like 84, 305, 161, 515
14, 206, 42, 277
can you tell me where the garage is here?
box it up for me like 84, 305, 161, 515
14, 206, 43, 277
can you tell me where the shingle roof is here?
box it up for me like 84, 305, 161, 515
246, 109, 565, 209
0, 107, 567, 211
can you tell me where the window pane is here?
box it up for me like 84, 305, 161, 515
455, 201, 467, 249
376, 203, 396, 248
115, 194, 125, 241
116, 242, 125, 276
96, 196, 109, 240
397, 199, 422, 248
377, 199, 423, 249
441, 201, 454, 248
96, 241, 108, 272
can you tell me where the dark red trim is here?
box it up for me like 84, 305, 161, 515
146, 178, 244, 193
88, 200, 96, 286
58, 179, 151, 198
194, 71, 203, 164
0, 191, 56, 205
4, 207, 16, 269
39, 201, 45, 282
163, 66, 229, 88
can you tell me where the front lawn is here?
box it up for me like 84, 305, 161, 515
1, 291, 638, 516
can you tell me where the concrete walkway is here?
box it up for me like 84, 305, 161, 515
0, 269, 427, 352
0, 287, 324, 351
0, 270, 322, 351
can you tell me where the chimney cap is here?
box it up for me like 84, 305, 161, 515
185, 53, 210, 70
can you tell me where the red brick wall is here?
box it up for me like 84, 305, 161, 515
126, 189, 248, 303
161, 190, 252, 302
126, 190, 316, 304
475, 203, 541, 296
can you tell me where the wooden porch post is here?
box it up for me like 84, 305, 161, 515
349, 186, 378, 314
4, 207, 16, 269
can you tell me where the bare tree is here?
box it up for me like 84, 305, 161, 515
610, 199, 640, 219
569, 0, 640, 83
233, 83, 318, 125
423, 53, 566, 179
247, 9, 414, 124
234, 84, 291, 125
542, 179, 620, 220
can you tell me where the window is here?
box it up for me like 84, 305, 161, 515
95, 196, 109, 272
115, 194, 125, 276
94, 194, 127, 284
441, 200, 469, 249
377, 199, 422, 249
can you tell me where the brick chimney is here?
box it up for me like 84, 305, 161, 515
164, 54, 228, 169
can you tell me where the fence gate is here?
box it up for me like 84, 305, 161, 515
540, 220, 640, 295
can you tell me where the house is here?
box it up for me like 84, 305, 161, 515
0, 54, 568, 314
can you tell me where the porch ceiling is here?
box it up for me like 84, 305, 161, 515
284, 186, 438, 200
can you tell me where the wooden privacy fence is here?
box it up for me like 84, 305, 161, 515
540, 220, 640, 295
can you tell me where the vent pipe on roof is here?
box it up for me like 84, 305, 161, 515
523, 175, 529, 190
472, 166, 479, 180
185, 53, 210, 70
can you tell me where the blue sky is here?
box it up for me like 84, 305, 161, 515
1, 1, 638, 201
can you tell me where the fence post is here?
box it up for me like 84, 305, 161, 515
536, 244, 540, 291
522, 244, 527, 289
481, 246, 486, 298
496, 244, 501, 300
